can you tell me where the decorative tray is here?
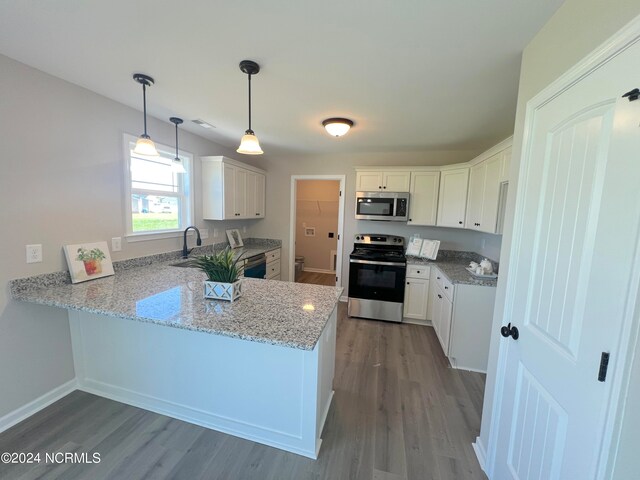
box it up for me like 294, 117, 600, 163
465, 267, 498, 279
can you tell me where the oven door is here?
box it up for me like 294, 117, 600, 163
348, 259, 406, 303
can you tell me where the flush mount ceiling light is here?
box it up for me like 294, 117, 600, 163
237, 60, 264, 155
133, 73, 159, 157
169, 117, 186, 173
322, 118, 354, 137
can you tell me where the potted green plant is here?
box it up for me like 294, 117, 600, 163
76, 247, 106, 276
187, 247, 245, 302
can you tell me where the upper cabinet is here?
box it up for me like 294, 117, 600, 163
408, 171, 440, 226
465, 149, 509, 233
436, 167, 470, 228
356, 170, 411, 192
202, 156, 267, 220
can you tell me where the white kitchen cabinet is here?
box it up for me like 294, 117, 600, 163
430, 266, 496, 372
465, 152, 504, 233
501, 146, 512, 182
246, 171, 266, 218
403, 265, 431, 323
202, 156, 267, 220
266, 248, 281, 280
356, 170, 410, 191
408, 171, 440, 226
436, 167, 469, 228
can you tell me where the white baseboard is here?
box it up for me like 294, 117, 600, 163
339, 295, 348, 303
0, 379, 77, 434
472, 437, 488, 475
303, 267, 336, 274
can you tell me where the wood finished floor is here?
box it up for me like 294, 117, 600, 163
0, 303, 487, 480
296, 271, 336, 287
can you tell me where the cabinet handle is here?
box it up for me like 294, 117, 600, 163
409, 218, 412, 222
256, 213, 260, 216
379, 186, 382, 189
407, 282, 410, 285
417, 270, 420, 273
444, 286, 449, 290
383, 186, 387, 189
458, 221, 463, 224
438, 294, 442, 299
437, 276, 441, 280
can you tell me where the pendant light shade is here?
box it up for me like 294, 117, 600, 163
170, 117, 186, 173
133, 73, 159, 157
237, 60, 264, 155
322, 118, 354, 137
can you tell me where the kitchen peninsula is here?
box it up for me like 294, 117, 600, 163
11, 255, 342, 459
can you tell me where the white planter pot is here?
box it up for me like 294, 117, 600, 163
204, 279, 243, 302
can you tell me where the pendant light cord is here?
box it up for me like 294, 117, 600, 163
247, 74, 252, 133
142, 82, 148, 138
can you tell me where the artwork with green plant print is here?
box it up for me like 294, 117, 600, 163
76, 247, 106, 262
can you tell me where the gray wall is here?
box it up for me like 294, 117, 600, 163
252, 152, 504, 294
0, 54, 259, 419
477, 1, 640, 477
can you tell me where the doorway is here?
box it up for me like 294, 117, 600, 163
289, 176, 345, 287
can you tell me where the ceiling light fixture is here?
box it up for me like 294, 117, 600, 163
133, 73, 159, 156
237, 60, 264, 155
322, 118, 354, 137
169, 117, 186, 173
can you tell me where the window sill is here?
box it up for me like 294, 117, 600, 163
125, 230, 185, 243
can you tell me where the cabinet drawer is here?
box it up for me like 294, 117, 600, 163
433, 268, 455, 301
406, 264, 430, 279
266, 249, 281, 263
267, 260, 281, 279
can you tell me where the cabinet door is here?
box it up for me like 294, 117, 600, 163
234, 168, 247, 218
439, 293, 453, 356
408, 171, 440, 225
403, 278, 429, 320
479, 153, 504, 233
465, 162, 486, 230
383, 171, 411, 191
501, 147, 512, 183
223, 163, 236, 219
254, 173, 265, 217
427, 272, 438, 321
356, 171, 383, 191
436, 167, 470, 227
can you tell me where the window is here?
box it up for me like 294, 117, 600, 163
124, 134, 193, 237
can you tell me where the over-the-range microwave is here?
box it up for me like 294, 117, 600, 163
355, 191, 410, 221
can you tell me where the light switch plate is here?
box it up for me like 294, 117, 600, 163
111, 237, 122, 252
26, 244, 42, 263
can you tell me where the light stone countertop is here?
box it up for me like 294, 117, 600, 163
11, 259, 342, 351
406, 255, 498, 287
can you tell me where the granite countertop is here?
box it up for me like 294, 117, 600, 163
10, 239, 342, 351
406, 252, 499, 287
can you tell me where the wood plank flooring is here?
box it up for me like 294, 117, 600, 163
0, 303, 487, 480
296, 270, 336, 286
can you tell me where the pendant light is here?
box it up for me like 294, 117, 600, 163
322, 118, 354, 137
237, 60, 264, 155
133, 73, 159, 157
169, 117, 186, 173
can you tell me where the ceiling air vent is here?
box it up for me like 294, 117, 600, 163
192, 119, 215, 129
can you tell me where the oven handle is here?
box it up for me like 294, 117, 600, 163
349, 259, 406, 267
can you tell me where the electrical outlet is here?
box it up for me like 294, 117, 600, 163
26, 244, 42, 263
200, 229, 209, 239
111, 237, 122, 252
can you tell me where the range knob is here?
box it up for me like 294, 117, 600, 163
356, 236, 361, 240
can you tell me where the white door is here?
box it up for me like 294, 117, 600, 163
492, 40, 640, 479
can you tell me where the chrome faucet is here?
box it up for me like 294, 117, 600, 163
182, 226, 202, 258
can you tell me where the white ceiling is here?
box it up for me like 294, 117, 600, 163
0, 0, 564, 156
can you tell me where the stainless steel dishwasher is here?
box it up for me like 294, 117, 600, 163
243, 253, 267, 279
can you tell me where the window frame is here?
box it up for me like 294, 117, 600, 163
123, 133, 194, 241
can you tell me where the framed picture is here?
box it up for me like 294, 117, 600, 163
226, 229, 244, 248
63, 241, 115, 284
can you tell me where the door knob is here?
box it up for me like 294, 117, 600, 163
500, 323, 519, 340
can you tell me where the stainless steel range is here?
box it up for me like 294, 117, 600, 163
347, 234, 406, 323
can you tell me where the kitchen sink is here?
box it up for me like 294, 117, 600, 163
169, 260, 195, 268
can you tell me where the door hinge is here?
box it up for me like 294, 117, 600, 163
598, 352, 610, 382
336, 276, 338, 282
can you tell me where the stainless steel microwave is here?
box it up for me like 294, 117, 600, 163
355, 191, 410, 221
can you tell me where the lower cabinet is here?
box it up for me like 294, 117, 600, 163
403, 265, 431, 323
430, 266, 496, 373
266, 248, 281, 280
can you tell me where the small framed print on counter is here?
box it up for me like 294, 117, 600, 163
64, 241, 114, 283
226, 229, 244, 248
